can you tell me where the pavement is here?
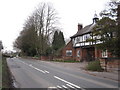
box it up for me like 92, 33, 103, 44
84, 70, 119, 82
48, 61, 119, 82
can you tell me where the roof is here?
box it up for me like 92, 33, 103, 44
71, 23, 96, 38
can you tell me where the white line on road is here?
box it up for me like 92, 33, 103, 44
54, 76, 81, 89
29, 64, 46, 74
44, 70, 49, 73
56, 85, 62, 88
66, 84, 75, 88
48, 86, 57, 89
18, 60, 29, 65
62, 85, 67, 88
29, 64, 32, 66
18, 60, 47, 74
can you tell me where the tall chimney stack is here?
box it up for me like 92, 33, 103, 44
78, 23, 83, 31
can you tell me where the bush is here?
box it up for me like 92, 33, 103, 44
86, 60, 103, 71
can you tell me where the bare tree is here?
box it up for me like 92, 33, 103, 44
33, 3, 60, 56
0, 41, 3, 51
14, 2, 60, 57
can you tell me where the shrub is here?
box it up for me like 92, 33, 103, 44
86, 60, 103, 71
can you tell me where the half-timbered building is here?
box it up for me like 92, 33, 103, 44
62, 15, 110, 61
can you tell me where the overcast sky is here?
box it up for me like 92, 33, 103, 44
0, 0, 111, 51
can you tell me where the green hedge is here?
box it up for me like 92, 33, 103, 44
52, 59, 79, 63
86, 60, 103, 71
2, 56, 13, 88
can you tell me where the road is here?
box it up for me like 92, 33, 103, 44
7, 58, 118, 89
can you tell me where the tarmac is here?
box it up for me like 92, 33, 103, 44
21, 57, 120, 82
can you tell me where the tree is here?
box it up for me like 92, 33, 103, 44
0, 41, 3, 51
58, 31, 65, 48
100, 0, 118, 19
92, 17, 117, 55
52, 31, 59, 51
52, 31, 65, 56
14, 24, 38, 56
14, 2, 60, 57
116, 3, 120, 57
89, 1, 120, 57
33, 3, 59, 56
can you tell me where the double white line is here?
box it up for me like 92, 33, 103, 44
54, 76, 81, 89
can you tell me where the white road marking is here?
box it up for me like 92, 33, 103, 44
44, 70, 49, 73
57, 85, 62, 88
48, 86, 57, 88
66, 84, 75, 88
62, 85, 67, 88
18, 60, 28, 65
29, 64, 32, 66
29, 65, 46, 74
54, 76, 81, 89
18, 60, 46, 74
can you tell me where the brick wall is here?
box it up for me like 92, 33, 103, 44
100, 58, 120, 72
62, 40, 75, 60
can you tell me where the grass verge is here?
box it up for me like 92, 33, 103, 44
2, 55, 13, 88
0, 53, 2, 89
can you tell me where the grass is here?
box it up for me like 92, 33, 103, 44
86, 60, 104, 72
0, 53, 2, 89
51, 59, 80, 63
2, 55, 13, 88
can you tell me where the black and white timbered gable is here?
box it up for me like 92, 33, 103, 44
71, 15, 99, 48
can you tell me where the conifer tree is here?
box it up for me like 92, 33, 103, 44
52, 31, 65, 56
52, 31, 59, 51
58, 31, 65, 48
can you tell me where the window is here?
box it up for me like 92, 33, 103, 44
102, 50, 108, 58
66, 50, 72, 56
80, 36, 82, 42
76, 37, 80, 42
77, 50, 80, 57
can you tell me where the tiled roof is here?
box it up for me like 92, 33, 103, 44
71, 23, 96, 38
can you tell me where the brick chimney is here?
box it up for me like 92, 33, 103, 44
78, 23, 83, 31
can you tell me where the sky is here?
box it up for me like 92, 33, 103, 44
0, 0, 111, 51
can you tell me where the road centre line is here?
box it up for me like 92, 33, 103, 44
44, 70, 49, 73
54, 76, 81, 89
18, 60, 46, 74
29, 65, 46, 74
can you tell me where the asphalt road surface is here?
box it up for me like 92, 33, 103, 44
7, 58, 119, 89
